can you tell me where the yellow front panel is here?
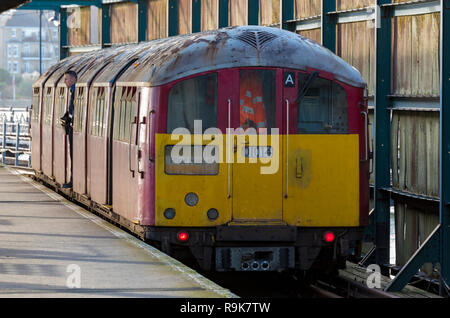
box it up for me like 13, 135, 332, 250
155, 133, 231, 227
155, 133, 359, 228
283, 134, 360, 227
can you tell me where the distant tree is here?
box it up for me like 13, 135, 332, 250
17, 78, 34, 99
0, 69, 11, 94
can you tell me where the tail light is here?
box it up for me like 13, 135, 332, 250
177, 231, 189, 242
324, 231, 335, 243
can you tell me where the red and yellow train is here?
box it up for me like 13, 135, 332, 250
31, 26, 369, 274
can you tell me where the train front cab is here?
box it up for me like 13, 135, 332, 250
152, 67, 369, 272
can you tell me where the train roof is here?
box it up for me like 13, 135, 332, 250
36, 26, 366, 89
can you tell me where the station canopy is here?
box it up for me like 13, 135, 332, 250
0, 0, 30, 13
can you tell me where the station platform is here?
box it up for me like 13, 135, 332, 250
0, 165, 236, 298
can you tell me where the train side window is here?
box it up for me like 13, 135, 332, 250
100, 87, 106, 137
99, 89, 106, 137
74, 87, 84, 132
90, 88, 97, 135
43, 87, 52, 126
53, 87, 64, 127
89, 88, 97, 135
95, 88, 102, 136
91, 87, 105, 137
297, 74, 348, 134
123, 88, 132, 141
32, 87, 40, 122
120, 89, 127, 141
119, 88, 128, 141
167, 73, 217, 134
56, 87, 66, 127
113, 86, 137, 142
113, 87, 122, 140
126, 87, 137, 142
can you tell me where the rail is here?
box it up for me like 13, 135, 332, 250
309, 277, 399, 298
0, 121, 31, 167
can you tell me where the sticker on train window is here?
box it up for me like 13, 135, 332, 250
243, 146, 273, 158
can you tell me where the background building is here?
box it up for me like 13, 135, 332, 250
0, 9, 59, 107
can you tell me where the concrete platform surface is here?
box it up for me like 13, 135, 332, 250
0, 166, 236, 298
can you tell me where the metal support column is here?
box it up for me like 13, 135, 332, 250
439, 0, 450, 295
168, 0, 179, 37
281, 0, 294, 31
59, 8, 68, 60
373, 1, 392, 271
101, 2, 111, 47
218, 0, 229, 28
247, 0, 259, 26
385, 0, 450, 294
138, 0, 148, 42
192, 0, 201, 33
321, 0, 336, 52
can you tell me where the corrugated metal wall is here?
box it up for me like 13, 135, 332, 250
63, 0, 442, 271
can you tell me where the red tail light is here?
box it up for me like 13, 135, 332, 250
324, 231, 335, 243
177, 231, 189, 242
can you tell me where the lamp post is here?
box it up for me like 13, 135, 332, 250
39, 9, 42, 75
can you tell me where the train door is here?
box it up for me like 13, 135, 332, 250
133, 88, 148, 223
41, 86, 55, 178
230, 69, 283, 224
282, 70, 360, 227
111, 86, 140, 222
31, 86, 42, 171
88, 85, 109, 204
53, 85, 68, 185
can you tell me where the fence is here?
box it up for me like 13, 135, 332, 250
0, 108, 31, 167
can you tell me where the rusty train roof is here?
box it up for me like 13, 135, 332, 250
36, 26, 366, 88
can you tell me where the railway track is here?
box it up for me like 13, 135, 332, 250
308, 276, 399, 298
197, 268, 400, 298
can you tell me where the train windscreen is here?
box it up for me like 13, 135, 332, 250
239, 70, 276, 133
167, 73, 218, 134
297, 75, 348, 134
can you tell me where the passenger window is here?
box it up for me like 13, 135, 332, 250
43, 87, 52, 126
113, 87, 121, 140
74, 87, 84, 132
90, 87, 107, 137
54, 87, 65, 127
32, 88, 40, 122
239, 70, 276, 132
113, 86, 137, 142
297, 74, 348, 134
167, 74, 217, 134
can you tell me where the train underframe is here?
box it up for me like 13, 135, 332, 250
34, 171, 364, 274
146, 226, 365, 273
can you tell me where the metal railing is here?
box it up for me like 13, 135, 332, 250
0, 121, 31, 167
